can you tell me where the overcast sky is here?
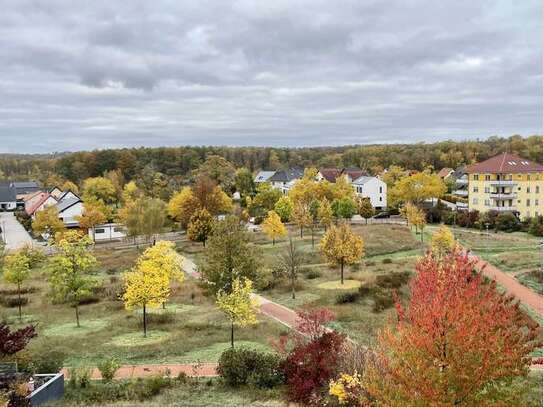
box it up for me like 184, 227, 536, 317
1, 1, 542, 153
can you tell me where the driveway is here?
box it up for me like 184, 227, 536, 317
0, 211, 34, 251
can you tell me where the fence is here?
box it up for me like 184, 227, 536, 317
27, 373, 64, 407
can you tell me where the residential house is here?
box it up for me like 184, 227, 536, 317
254, 171, 276, 184
352, 176, 387, 210
48, 186, 63, 199
11, 181, 40, 200
25, 192, 58, 217
89, 223, 126, 242
466, 152, 543, 219
268, 168, 304, 195
54, 194, 84, 228
0, 184, 17, 211
437, 167, 454, 180
317, 167, 368, 183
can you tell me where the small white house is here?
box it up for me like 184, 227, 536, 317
352, 176, 387, 210
25, 192, 58, 217
91, 223, 126, 242
55, 197, 84, 228
254, 171, 276, 184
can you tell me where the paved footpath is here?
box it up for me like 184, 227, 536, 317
0, 211, 34, 251
62, 362, 218, 380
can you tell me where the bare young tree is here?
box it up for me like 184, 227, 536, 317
278, 236, 304, 299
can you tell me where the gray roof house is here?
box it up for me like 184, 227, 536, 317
268, 168, 304, 184
0, 185, 17, 211
11, 181, 40, 197
254, 171, 276, 183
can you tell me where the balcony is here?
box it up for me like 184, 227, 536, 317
455, 178, 468, 185
453, 190, 468, 196
490, 193, 517, 200
488, 180, 517, 186
488, 206, 516, 212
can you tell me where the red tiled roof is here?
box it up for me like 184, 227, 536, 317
26, 192, 56, 216
437, 168, 454, 178
466, 152, 543, 174
319, 168, 368, 183
319, 168, 342, 183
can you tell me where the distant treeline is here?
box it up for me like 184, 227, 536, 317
1, 135, 542, 185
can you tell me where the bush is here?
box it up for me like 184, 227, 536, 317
335, 292, 360, 304
456, 210, 479, 228
28, 349, 65, 374
372, 288, 395, 312
375, 272, 410, 289
305, 270, 321, 280
0, 287, 36, 296
495, 212, 521, 232
77, 295, 100, 305
382, 258, 393, 264
97, 358, 121, 383
217, 347, 283, 389
358, 285, 373, 298
0, 297, 28, 308
529, 216, 543, 237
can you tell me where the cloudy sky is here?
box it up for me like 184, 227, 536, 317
1, 1, 542, 153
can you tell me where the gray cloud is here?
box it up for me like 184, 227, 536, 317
0, 0, 543, 152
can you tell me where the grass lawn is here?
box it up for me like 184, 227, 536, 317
0, 249, 285, 368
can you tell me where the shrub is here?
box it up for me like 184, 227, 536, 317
365, 261, 376, 267
0, 297, 28, 308
529, 216, 543, 237
372, 288, 394, 312
305, 270, 321, 280
495, 212, 521, 232
97, 358, 121, 383
29, 349, 65, 374
375, 272, 410, 289
335, 292, 359, 304
77, 295, 101, 305
382, 258, 393, 264
0, 287, 36, 296
217, 347, 283, 389
456, 210, 479, 228
282, 331, 345, 403
147, 311, 175, 325
358, 285, 373, 298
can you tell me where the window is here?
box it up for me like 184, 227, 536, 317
473, 186, 479, 193
527, 199, 531, 207
485, 174, 490, 181
528, 174, 531, 181
536, 199, 539, 206
472, 198, 478, 205
379, 186, 383, 193
473, 174, 479, 180
527, 186, 531, 193
484, 199, 490, 206
484, 187, 490, 193
379, 196, 382, 201
537, 186, 540, 193
114, 227, 123, 233
95, 229, 105, 234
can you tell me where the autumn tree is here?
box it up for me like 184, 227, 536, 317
318, 198, 333, 231
197, 155, 236, 192
365, 250, 540, 405
82, 177, 117, 204
274, 196, 294, 222
234, 167, 255, 197
76, 201, 107, 241
390, 170, 446, 206
277, 237, 303, 299
200, 216, 263, 294
32, 206, 65, 239
121, 180, 142, 203
431, 225, 456, 258
187, 208, 214, 246
331, 197, 357, 221
250, 183, 282, 217
0, 324, 37, 359
46, 231, 98, 327
404, 203, 427, 243
358, 197, 375, 224
216, 277, 258, 347
2, 251, 31, 321
61, 180, 79, 195
320, 224, 364, 284
118, 197, 165, 242
261, 210, 287, 245
292, 202, 312, 238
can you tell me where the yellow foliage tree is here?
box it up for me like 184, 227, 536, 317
261, 210, 287, 245
292, 202, 312, 238
76, 201, 107, 241
318, 198, 333, 231
61, 181, 79, 195
32, 206, 65, 239
121, 181, 142, 203
3, 251, 31, 321
216, 278, 258, 347
390, 170, 446, 205
431, 225, 456, 258
122, 242, 181, 337
320, 224, 364, 284
82, 177, 117, 204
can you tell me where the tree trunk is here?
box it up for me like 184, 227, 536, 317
203, 239, 206, 247
341, 259, 344, 285
17, 282, 22, 322
365, 218, 368, 225
75, 304, 80, 327
273, 237, 275, 245
143, 304, 148, 337
311, 228, 314, 247
231, 322, 234, 348
291, 277, 296, 300
300, 226, 303, 238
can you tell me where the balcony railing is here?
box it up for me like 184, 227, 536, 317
488, 180, 517, 186
453, 190, 468, 196
488, 206, 516, 212
490, 193, 517, 200
455, 179, 468, 185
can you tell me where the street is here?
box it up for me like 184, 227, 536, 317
0, 211, 35, 251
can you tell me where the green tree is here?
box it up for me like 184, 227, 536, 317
187, 209, 215, 246
234, 167, 255, 197
274, 196, 294, 222
357, 197, 375, 224
197, 155, 236, 192
82, 177, 117, 204
216, 278, 258, 347
331, 197, 357, 221
2, 251, 31, 321
46, 231, 98, 327
200, 216, 263, 294
320, 224, 364, 284
251, 183, 282, 213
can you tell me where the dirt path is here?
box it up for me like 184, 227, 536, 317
61, 362, 218, 380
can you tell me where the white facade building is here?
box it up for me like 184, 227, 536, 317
352, 176, 387, 210
91, 223, 126, 241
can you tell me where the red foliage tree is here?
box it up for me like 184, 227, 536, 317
366, 249, 541, 405
278, 308, 345, 404
0, 323, 36, 357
